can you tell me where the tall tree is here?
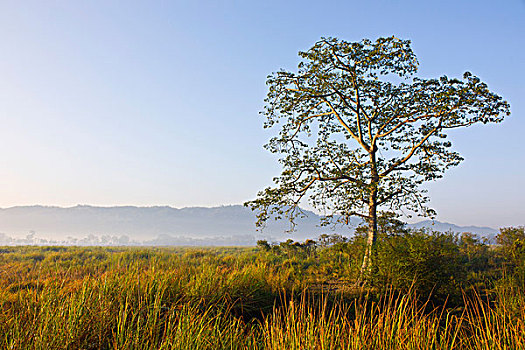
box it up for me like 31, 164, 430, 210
246, 36, 510, 278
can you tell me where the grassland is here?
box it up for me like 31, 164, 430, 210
0, 232, 524, 349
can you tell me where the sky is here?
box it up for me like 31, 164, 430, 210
0, 0, 523, 228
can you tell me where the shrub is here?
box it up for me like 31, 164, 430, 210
497, 226, 525, 286
373, 229, 464, 303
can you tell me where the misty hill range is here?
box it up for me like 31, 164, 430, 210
0, 205, 498, 246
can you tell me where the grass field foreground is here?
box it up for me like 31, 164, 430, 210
0, 245, 524, 349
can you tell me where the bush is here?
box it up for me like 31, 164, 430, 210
497, 226, 525, 287
373, 230, 464, 303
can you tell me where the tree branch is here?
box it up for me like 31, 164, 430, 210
380, 118, 443, 177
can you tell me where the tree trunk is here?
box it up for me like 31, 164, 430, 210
360, 187, 378, 278
359, 149, 379, 283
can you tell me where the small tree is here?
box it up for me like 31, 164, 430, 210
497, 226, 525, 281
246, 36, 510, 279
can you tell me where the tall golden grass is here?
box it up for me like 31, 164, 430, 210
0, 246, 523, 349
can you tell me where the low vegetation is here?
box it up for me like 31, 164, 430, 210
0, 225, 524, 349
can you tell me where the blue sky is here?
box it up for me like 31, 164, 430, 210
0, 0, 523, 228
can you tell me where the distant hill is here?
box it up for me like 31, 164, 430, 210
0, 205, 343, 245
0, 205, 499, 245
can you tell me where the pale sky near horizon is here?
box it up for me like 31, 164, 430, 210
0, 1, 523, 228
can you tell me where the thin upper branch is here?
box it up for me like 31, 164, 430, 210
380, 118, 443, 177
323, 99, 370, 152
